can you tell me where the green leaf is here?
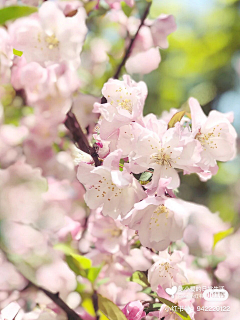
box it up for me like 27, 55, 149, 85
81, 293, 96, 317
130, 271, 149, 288
75, 282, 86, 293
139, 171, 152, 182
168, 110, 186, 129
13, 48, 23, 57
0, 6, 38, 25
84, 0, 98, 14
54, 243, 77, 255
157, 296, 191, 320
121, 2, 133, 17
98, 294, 127, 320
213, 227, 234, 250
87, 265, 102, 284
182, 284, 198, 290
119, 158, 124, 172
66, 254, 92, 277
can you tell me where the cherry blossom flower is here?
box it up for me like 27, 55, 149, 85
9, 1, 87, 68
0, 27, 13, 84
148, 250, 187, 291
89, 214, 129, 254
150, 14, 177, 49
122, 300, 146, 320
93, 75, 147, 139
123, 196, 189, 251
125, 15, 177, 74
77, 149, 146, 218
183, 200, 229, 255
129, 124, 200, 190
189, 97, 237, 175
11, 59, 80, 113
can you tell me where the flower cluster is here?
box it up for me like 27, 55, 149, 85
77, 75, 237, 251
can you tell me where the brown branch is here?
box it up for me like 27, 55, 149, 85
64, 110, 101, 167
92, 290, 100, 320
113, 2, 152, 79
0, 247, 82, 320
31, 283, 82, 320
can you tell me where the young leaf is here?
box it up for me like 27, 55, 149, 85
84, 0, 98, 14
87, 265, 102, 284
81, 293, 96, 317
54, 243, 77, 255
119, 158, 124, 172
213, 227, 234, 250
121, 2, 133, 17
130, 270, 150, 288
168, 110, 186, 129
66, 254, 92, 277
98, 294, 127, 320
181, 284, 198, 290
13, 48, 23, 57
139, 171, 152, 182
0, 6, 37, 25
157, 296, 191, 320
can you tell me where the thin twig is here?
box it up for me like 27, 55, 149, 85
31, 283, 82, 320
113, 2, 152, 79
0, 247, 82, 320
92, 290, 100, 320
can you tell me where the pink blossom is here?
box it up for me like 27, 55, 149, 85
182, 200, 230, 255
0, 27, 13, 84
89, 214, 129, 254
148, 250, 187, 291
150, 15, 177, 49
122, 300, 146, 320
0, 124, 28, 168
126, 47, 161, 75
11, 59, 80, 112
93, 75, 147, 139
77, 149, 146, 218
9, 2, 87, 68
189, 97, 237, 175
129, 124, 200, 190
125, 15, 177, 74
123, 196, 189, 251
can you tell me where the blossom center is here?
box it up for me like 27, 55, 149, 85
195, 127, 221, 150
149, 205, 169, 229
158, 261, 175, 279
45, 34, 59, 49
151, 148, 172, 167
111, 228, 122, 237
118, 99, 133, 113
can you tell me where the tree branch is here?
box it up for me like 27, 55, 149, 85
31, 282, 82, 320
113, 2, 152, 79
0, 246, 82, 320
64, 110, 102, 167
